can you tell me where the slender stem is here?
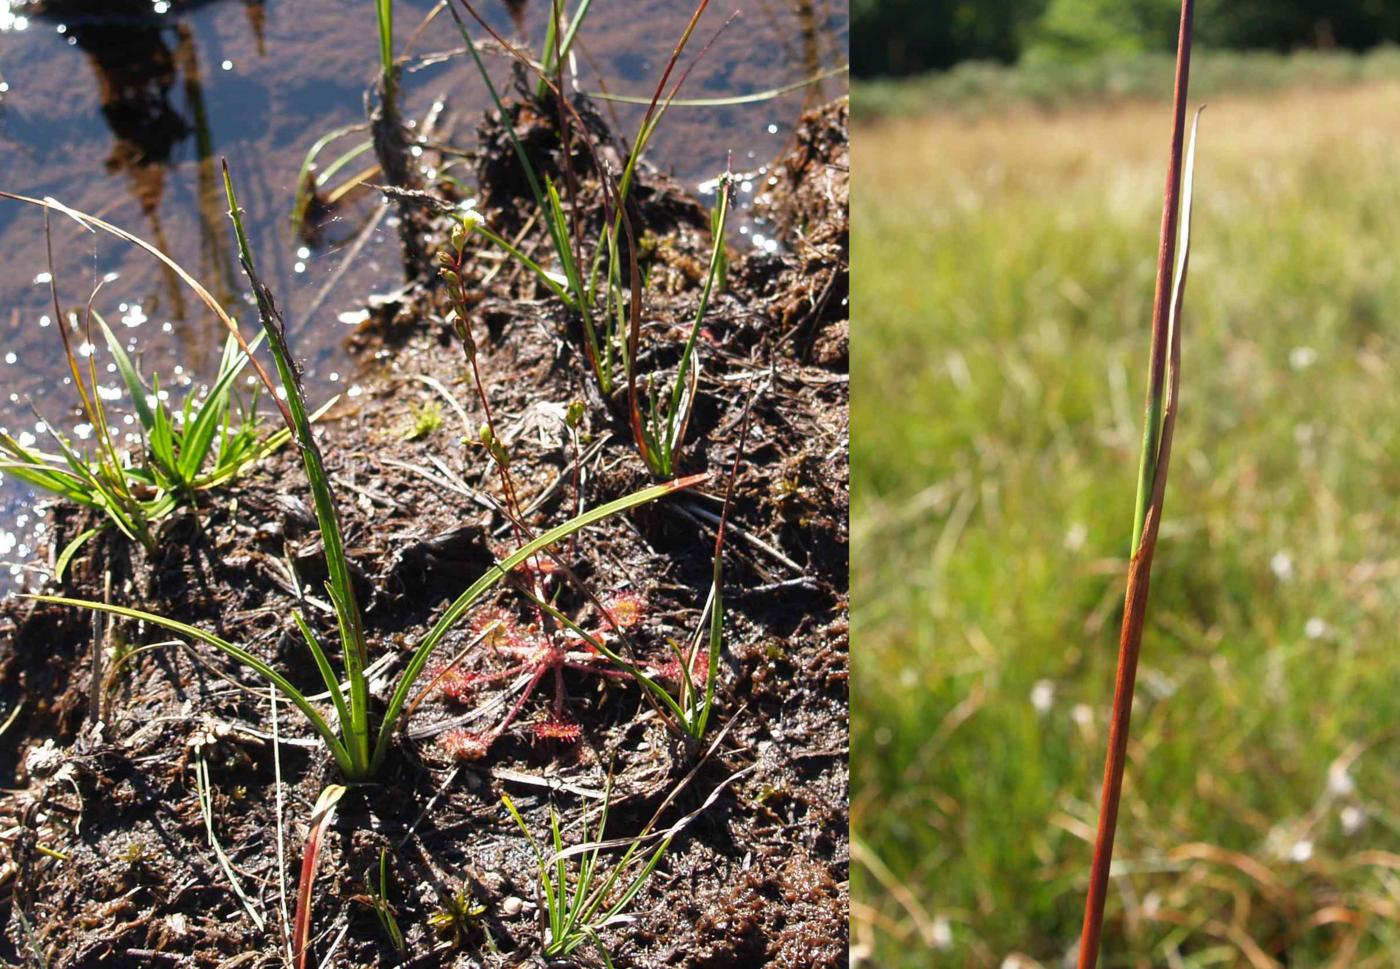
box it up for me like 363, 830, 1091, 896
1077, 2, 1194, 966
568, 423, 582, 562
1129, 1, 1195, 554
449, 274, 537, 557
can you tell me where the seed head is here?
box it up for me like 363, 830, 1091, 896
565, 399, 585, 429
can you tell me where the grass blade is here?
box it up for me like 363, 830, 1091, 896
54, 526, 101, 581
224, 161, 372, 775
179, 331, 266, 482
93, 313, 156, 432
27, 594, 355, 775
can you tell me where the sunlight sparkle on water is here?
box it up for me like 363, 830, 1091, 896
120, 303, 148, 328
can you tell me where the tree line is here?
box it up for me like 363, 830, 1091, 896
853, 0, 1400, 78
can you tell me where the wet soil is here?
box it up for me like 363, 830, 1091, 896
0, 96, 848, 967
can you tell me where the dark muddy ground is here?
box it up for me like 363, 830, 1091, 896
0, 95, 848, 967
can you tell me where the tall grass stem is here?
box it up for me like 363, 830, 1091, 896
1077, 1, 1197, 965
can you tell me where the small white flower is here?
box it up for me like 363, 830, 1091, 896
1341, 806, 1365, 835
1030, 680, 1055, 714
1328, 763, 1355, 797
1289, 839, 1313, 862
1305, 617, 1328, 640
931, 915, 951, 950
1289, 346, 1318, 370
1270, 552, 1294, 581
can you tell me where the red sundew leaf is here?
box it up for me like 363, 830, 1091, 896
435, 667, 480, 703
532, 718, 582, 742
601, 590, 648, 630
657, 649, 710, 687
574, 627, 608, 652
470, 605, 521, 647
439, 729, 493, 762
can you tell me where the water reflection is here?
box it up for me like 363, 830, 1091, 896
757, 0, 844, 110
501, 0, 529, 37
22, 0, 259, 368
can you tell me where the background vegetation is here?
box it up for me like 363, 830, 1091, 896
851, 75, 1400, 965
853, 0, 1400, 77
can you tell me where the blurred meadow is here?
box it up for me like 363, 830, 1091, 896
851, 69, 1400, 966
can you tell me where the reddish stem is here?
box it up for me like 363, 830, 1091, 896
1076, 2, 1194, 966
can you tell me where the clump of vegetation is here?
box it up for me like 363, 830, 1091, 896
445, 0, 737, 478
30, 169, 705, 781
427, 886, 486, 949
0, 3, 847, 965
503, 781, 675, 967
401, 398, 443, 440
0, 202, 303, 572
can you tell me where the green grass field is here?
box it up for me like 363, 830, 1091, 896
852, 80, 1400, 967
853, 46, 1400, 119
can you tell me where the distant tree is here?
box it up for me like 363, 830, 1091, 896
853, 0, 1400, 78
1028, 0, 1179, 60
1201, 0, 1400, 52
852, 0, 1049, 77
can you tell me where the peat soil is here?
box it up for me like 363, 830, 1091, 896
0, 96, 849, 967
